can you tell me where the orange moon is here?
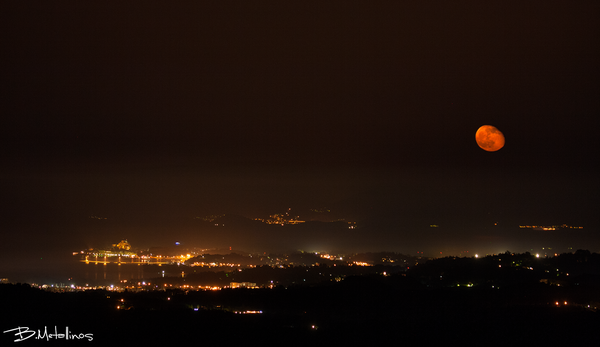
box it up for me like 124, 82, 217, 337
475, 125, 505, 152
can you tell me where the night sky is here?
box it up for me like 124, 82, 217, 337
1, 2, 599, 278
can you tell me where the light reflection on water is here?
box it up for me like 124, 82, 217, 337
74, 262, 185, 286
0, 255, 188, 286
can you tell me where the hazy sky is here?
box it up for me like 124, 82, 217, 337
1, 2, 598, 262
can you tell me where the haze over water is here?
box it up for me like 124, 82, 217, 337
3, 223, 596, 285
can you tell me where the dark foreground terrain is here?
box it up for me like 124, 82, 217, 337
2, 251, 599, 345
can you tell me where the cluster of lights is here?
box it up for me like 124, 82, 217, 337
230, 282, 258, 289
196, 214, 225, 222
159, 283, 222, 290
351, 261, 372, 266
318, 253, 343, 261
46, 282, 228, 293
519, 224, 583, 230
234, 310, 262, 314
190, 262, 241, 268
254, 208, 305, 225
79, 252, 195, 265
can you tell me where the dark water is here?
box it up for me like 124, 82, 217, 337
0, 253, 187, 286
73, 262, 158, 286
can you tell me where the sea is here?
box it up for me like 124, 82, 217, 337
0, 253, 188, 287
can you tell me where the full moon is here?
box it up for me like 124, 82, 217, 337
475, 125, 505, 152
